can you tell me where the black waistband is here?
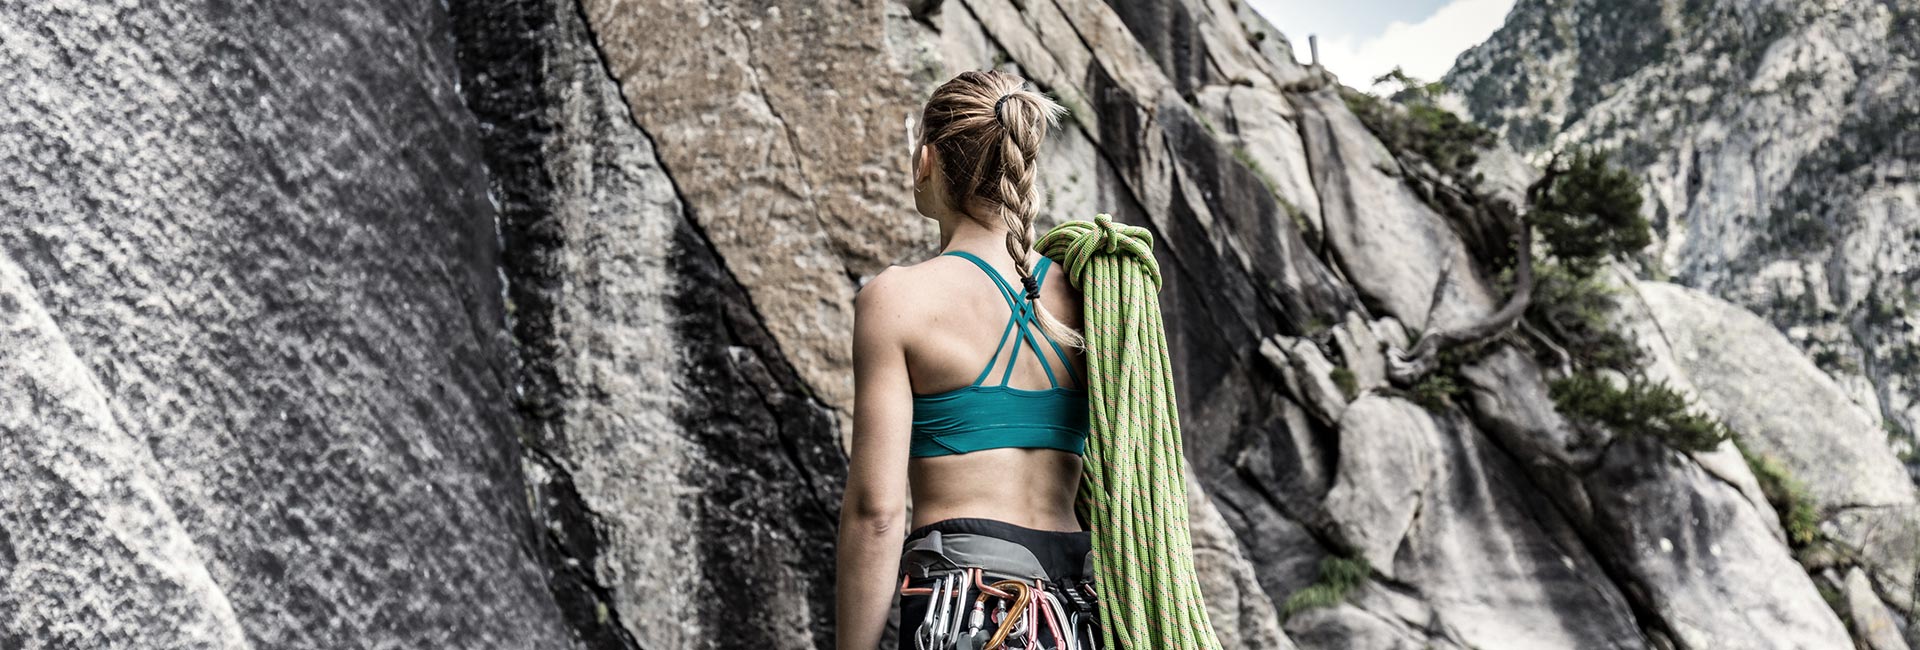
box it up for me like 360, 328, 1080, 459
904, 517, 1093, 580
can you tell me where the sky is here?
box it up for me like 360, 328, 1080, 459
1248, 0, 1518, 89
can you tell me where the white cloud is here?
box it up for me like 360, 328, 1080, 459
1270, 0, 1517, 87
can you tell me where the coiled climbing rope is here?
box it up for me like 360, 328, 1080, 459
1037, 214, 1223, 650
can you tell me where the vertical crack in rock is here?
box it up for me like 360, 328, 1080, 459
1448, 352, 1712, 645
444, 1, 645, 648
1099, 0, 1209, 100
523, 448, 651, 650
566, 4, 850, 641
1286, 91, 1372, 314
451, 0, 849, 647
1457, 406, 1679, 645
1282, 93, 1334, 260
562, 0, 847, 535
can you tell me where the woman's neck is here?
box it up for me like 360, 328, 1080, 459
937, 212, 1025, 255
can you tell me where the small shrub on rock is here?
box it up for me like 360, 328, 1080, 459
1531, 147, 1651, 274
1737, 441, 1820, 547
1341, 69, 1494, 178
1411, 373, 1462, 412
1283, 553, 1371, 617
1548, 372, 1730, 452
1329, 367, 1359, 401
1521, 260, 1642, 370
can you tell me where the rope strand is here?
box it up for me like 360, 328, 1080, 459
1038, 214, 1224, 650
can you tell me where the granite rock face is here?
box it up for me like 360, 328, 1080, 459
0, 2, 576, 647
577, 0, 931, 433
0, 255, 252, 649
1583, 437, 1852, 649
6, 0, 1916, 648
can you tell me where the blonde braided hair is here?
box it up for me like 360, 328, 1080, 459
920, 70, 1083, 348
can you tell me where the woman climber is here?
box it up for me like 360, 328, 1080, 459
835, 69, 1222, 650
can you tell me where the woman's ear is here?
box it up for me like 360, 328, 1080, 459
914, 145, 933, 189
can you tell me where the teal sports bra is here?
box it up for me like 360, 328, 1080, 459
909, 251, 1090, 458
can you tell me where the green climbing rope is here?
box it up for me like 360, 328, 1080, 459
1038, 214, 1223, 650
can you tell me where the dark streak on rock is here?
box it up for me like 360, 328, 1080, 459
1087, 62, 1144, 182
668, 213, 849, 650
445, 0, 644, 647
449, 0, 851, 647
1101, 0, 1211, 100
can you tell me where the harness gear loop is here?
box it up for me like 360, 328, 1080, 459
1035, 214, 1224, 650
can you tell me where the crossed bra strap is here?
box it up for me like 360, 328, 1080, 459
941, 250, 1082, 389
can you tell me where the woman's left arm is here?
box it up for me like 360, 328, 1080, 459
835, 271, 915, 650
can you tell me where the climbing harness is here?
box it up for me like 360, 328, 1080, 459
903, 572, 1091, 650
899, 528, 1100, 649
1036, 214, 1225, 650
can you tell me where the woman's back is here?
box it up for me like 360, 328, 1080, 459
836, 69, 1103, 650
878, 247, 1088, 532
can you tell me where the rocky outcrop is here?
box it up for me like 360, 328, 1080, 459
1635, 281, 1908, 510
1627, 280, 1920, 624
1585, 437, 1852, 649
1446, 0, 1920, 457
1188, 469, 1296, 650
577, 0, 930, 431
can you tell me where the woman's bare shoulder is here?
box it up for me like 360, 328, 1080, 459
857, 255, 964, 301
855, 261, 941, 322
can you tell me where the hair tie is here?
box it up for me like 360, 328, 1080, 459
1021, 275, 1040, 302
993, 94, 1015, 127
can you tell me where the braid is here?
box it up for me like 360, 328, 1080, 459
994, 90, 1084, 349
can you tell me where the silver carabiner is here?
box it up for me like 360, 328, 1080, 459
917, 575, 948, 650
1045, 590, 1077, 650
933, 573, 959, 645
946, 572, 971, 647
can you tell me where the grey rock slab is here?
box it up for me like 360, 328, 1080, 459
1194, 84, 1323, 234
1286, 601, 1437, 650
1638, 281, 1911, 509
1325, 396, 1438, 576
1824, 505, 1920, 613
1333, 311, 1389, 392
1460, 345, 1608, 469
1584, 438, 1852, 650
1386, 407, 1645, 649
1264, 335, 1351, 424
1847, 567, 1912, 650
1291, 89, 1497, 332
580, 0, 927, 424
451, 1, 848, 646
1188, 469, 1298, 650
